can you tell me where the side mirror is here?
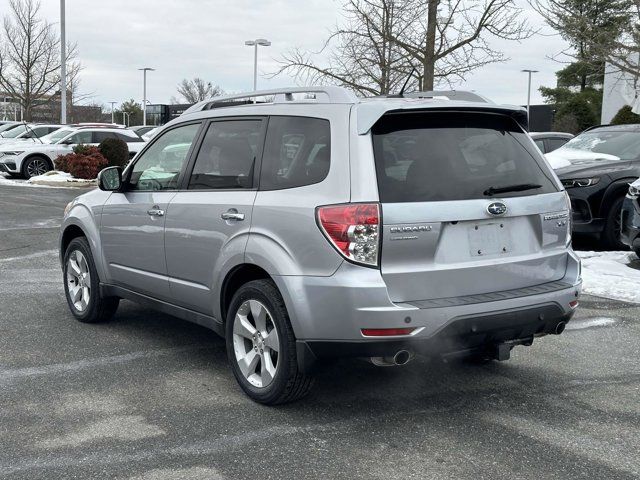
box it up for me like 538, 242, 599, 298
97, 166, 123, 191
61, 139, 73, 145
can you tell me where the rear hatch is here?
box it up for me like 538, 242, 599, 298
371, 110, 570, 303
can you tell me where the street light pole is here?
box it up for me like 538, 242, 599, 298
138, 67, 155, 125
245, 39, 271, 91
60, 0, 67, 124
109, 101, 117, 124
521, 69, 539, 120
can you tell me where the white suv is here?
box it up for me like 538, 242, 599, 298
0, 127, 146, 178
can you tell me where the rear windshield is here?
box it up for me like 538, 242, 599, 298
371, 112, 558, 203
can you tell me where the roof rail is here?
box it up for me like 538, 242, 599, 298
182, 86, 358, 115
403, 90, 492, 103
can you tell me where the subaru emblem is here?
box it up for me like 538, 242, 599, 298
487, 202, 507, 216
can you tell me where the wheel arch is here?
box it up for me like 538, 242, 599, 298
600, 177, 636, 217
219, 263, 273, 324
21, 153, 54, 173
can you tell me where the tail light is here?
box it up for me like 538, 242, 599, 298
317, 203, 380, 267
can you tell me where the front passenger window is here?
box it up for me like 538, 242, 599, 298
128, 123, 200, 191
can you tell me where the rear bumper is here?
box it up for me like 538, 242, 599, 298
297, 303, 574, 368
275, 250, 582, 346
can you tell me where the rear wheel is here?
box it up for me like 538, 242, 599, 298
63, 237, 119, 323
602, 196, 627, 250
21, 155, 51, 179
225, 279, 313, 405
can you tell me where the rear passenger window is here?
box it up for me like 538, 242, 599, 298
188, 120, 262, 190
260, 116, 330, 190
92, 131, 115, 143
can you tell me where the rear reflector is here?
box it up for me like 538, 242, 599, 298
317, 203, 380, 267
569, 300, 579, 308
361, 328, 415, 337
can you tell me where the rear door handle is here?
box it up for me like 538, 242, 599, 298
221, 211, 245, 221
147, 207, 165, 217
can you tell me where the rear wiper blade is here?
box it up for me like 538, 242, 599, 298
483, 183, 542, 196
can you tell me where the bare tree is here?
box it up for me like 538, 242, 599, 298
273, 0, 414, 95
173, 77, 224, 103
0, 0, 66, 120
275, 0, 533, 95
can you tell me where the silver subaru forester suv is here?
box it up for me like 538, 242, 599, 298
60, 87, 582, 404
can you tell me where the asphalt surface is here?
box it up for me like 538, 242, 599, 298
0, 179, 639, 480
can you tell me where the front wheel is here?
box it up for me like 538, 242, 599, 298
602, 196, 627, 250
63, 237, 119, 323
21, 155, 51, 179
225, 279, 313, 405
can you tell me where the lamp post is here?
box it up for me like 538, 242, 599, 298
245, 39, 271, 91
521, 69, 539, 119
138, 67, 155, 125
60, 0, 67, 124
109, 101, 117, 124
122, 111, 130, 127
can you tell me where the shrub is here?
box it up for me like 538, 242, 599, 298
54, 147, 108, 180
73, 144, 95, 155
611, 105, 640, 125
67, 153, 108, 179
98, 137, 129, 168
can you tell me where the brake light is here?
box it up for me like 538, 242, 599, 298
317, 203, 380, 267
361, 328, 415, 336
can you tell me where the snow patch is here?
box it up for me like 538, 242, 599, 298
577, 250, 640, 303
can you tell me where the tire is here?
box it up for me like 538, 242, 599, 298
21, 155, 51, 179
225, 279, 313, 405
602, 196, 627, 250
63, 237, 119, 323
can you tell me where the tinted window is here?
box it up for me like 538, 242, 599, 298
128, 123, 200, 191
188, 120, 262, 190
92, 131, 115, 143
547, 137, 569, 152
68, 131, 93, 144
534, 139, 546, 152
116, 132, 143, 142
372, 112, 558, 203
260, 116, 330, 190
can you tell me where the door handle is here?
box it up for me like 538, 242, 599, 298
147, 207, 165, 217
221, 211, 245, 221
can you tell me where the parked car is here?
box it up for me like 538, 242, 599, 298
129, 125, 157, 137
0, 123, 62, 144
621, 178, 640, 255
141, 126, 160, 141
0, 122, 21, 135
0, 127, 145, 178
546, 124, 640, 249
59, 87, 582, 404
530, 132, 574, 154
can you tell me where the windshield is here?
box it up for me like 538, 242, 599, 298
0, 124, 27, 138
371, 112, 558, 202
0, 123, 19, 134
42, 128, 75, 144
557, 130, 640, 161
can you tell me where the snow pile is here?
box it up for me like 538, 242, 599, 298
28, 171, 94, 185
577, 250, 640, 303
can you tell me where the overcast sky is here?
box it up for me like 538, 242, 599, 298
0, 0, 568, 108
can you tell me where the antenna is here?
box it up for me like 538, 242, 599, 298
388, 67, 416, 98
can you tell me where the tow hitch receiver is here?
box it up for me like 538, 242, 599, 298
492, 337, 534, 361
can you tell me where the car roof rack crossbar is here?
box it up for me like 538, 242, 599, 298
182, 86, 358, 115
403, 90, 492, 103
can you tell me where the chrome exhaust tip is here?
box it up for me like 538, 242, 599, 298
370, 350, 414, 367
554, 321, 566, 335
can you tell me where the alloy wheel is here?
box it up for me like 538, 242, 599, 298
26, 158, 49, 177
66, 250, 91, 312
232, 299, 280, 388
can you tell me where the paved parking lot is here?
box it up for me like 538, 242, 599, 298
0, 182, 639, 479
